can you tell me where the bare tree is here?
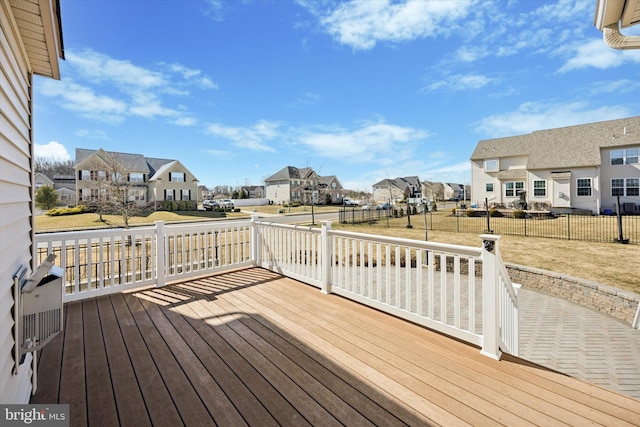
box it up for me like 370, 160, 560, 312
34, 157, 75, 177
77, 153, 149, 228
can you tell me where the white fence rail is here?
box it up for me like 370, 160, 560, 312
35, 220, 252, 302
35, 217, 519, 358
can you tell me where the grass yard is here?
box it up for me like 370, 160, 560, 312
34, 210, 250, 232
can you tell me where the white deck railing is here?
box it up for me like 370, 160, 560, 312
35, 217, 518, 359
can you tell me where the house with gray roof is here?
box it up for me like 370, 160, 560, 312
372, 176, 422, 204
74, 148, 199, 207
470, 116, 640, 214
264, 166, 345, 205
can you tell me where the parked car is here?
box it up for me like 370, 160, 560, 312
376, 203, 391, 210
343, 198, 359, 206
361, 204, 371, 210
202, 200, 220, 211
220, 199, 235, 209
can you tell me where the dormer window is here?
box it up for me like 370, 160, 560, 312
484, 159, 498, 172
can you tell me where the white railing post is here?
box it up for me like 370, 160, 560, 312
155, 221, 166, 287
321, 220, 332, 294
480, 234, 501, 360
250, 215, 259, 266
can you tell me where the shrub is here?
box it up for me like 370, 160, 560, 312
46, 205, 89, 216
489, 208, 503, 217
513, 209, 526, 219
431, 202, 437, 212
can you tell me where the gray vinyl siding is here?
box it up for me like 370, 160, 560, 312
0, 5, 35, 404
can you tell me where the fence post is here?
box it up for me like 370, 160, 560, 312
250, 215, 259, 265
155, 221, 166, 287
321, 220, 332, 295
480, 233, 501, 360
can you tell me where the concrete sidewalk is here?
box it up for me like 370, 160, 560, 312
519, 288, 640, 400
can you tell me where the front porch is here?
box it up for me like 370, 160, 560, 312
31, 267, 639, 426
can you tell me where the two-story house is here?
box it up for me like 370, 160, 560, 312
74, 148, 199, 207
372, 176, 422, 205
34, 172, 77, 206
470, 116, 640, 214
239, 185, 266, 199
265, 166, 345, 205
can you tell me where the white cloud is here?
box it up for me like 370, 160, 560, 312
203, 0, 227, 21
205, 120, 280, 152
423, 73, 495, 92
559, 39, 640, 72
34, 141, 71, 161
38, 49, 216, 125
588, 79, 640, 95
74, 129, 110, 140
297, 120, 429, 164
67, 50, 166, 88
39, 78, 128, 123
474, 101, 631, 137
315, 0, 473, 50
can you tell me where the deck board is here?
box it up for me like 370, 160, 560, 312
31, 267, 640, 426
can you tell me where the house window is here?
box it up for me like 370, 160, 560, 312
611, 148, 639, 165
129, 173, 144, 183
181, 189, 190, 201
165, 189, 174, 201
170, 172, 185, 182
533, 180, 546, 197
611, 179, 624, 196
486, 183, 494, 192
484, 159, 498, 172
628, 178, 639, 196
505, 181, 524, 197
612, 178, 639, 196
577, 178, 592, 196
128, 189, 145, 201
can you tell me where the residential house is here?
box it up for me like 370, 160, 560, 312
317, 175, 344, 204
239, 185, 266, 199
74, 148, 199, 207
372, 176, 422, 204
34, 172, 77, 206
470, 116, 640, 214
1, 0, 64, 404
265, 166, 345, 205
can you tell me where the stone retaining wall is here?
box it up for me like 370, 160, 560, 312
506, 263, 640, 326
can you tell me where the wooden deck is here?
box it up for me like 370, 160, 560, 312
31, 267, 640, 426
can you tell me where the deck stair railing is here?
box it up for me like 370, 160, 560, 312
35, 217, 519, 359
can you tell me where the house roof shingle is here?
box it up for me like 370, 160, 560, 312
471, 116, 640, 170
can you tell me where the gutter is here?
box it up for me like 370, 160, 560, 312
603, 23, 640, 49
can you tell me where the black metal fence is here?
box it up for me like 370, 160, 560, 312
431, 213, 639, 244
339, 206, 640, 244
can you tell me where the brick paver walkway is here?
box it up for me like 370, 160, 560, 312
519, 288, 640, 400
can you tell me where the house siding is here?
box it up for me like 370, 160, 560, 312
600, 147, 640, 212
0, 4, 34, 403
471, 117, 640, 214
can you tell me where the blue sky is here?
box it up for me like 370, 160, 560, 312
34, 0, 640, 192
